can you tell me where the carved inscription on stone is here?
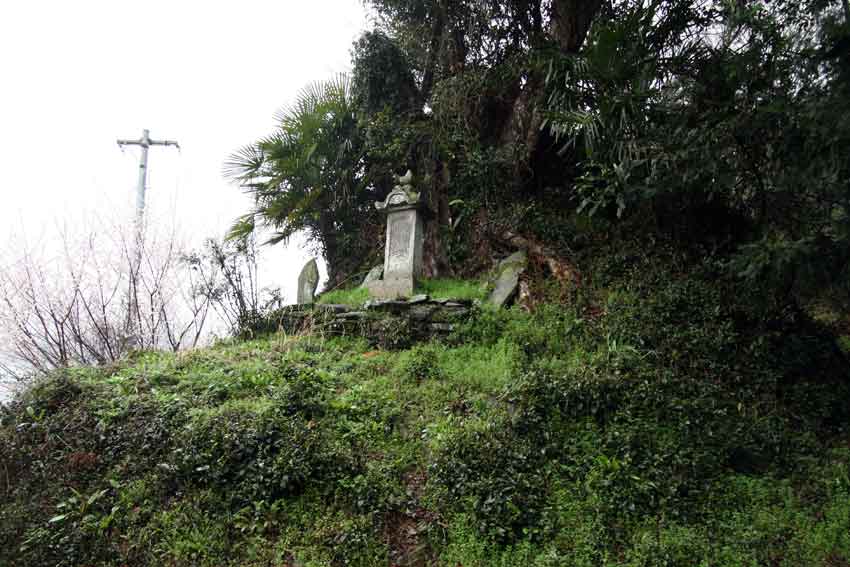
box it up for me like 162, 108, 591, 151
387, 215, 412, 274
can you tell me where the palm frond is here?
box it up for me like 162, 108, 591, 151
224, 73, 362, 247
226, 214, 256, 242
223, 144, 265, 183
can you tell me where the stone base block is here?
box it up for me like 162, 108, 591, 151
367, 278, 414, 299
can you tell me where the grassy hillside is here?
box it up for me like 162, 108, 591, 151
317, 278, 489, 306
2, 249, 850, 566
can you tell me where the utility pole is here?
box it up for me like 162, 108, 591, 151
116, 129, 180, 345
117, 129, 180, 233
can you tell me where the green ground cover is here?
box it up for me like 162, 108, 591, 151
2, 266, 849, 566
4, 230, 850, 567
317, 278, 488, 306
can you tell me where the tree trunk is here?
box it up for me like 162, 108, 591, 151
496, 1, 603, 190
498, 75, 545, 187
421, 159, 452, 278
550, 0, 603, 53
420, 4, 445, 102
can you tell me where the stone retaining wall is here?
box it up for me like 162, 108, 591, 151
270, 296, 474, 349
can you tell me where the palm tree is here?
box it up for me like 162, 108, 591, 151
224, 74, 376, 285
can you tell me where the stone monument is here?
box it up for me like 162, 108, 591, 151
297, 258, 320, 304
367, 170, 425, 299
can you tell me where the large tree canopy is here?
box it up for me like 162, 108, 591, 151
230, 0, 850, 299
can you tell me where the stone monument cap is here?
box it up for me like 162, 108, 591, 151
375, 170, 421, 211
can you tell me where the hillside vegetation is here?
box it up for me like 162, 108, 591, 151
4, 0, 850, 564
3, 237, 849, 566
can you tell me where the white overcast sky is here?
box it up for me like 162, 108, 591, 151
0, 0, 370, 300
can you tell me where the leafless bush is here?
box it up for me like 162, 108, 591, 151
184, 237, 283, 336
0, 216, 212, 377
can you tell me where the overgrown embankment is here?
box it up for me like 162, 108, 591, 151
2, 250, 850, 566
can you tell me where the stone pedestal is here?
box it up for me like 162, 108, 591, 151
367, 171, 424, 300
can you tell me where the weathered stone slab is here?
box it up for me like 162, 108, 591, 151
360, 265, 384, 288
488, 250, 527, 308
280, 303, 350, 315
336, 311, 368, 320
297, 258, 320, 304
367, 278, 415, 300
409, 305, 437, 321
386, 210, 422, 277
364, 298, 411, 313
316, 304, 351, 314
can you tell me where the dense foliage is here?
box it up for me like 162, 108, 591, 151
229, 0, 850, 300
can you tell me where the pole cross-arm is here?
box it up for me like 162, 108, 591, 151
116, 129, 180, 150
149, 138, 180, 150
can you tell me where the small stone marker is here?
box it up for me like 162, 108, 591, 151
488, 250, 527, 307
297, 258, 320, 304
367, 170, 425, 299
359, 264, 384, 288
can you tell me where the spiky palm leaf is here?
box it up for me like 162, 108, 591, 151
224, 74, 364, 248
